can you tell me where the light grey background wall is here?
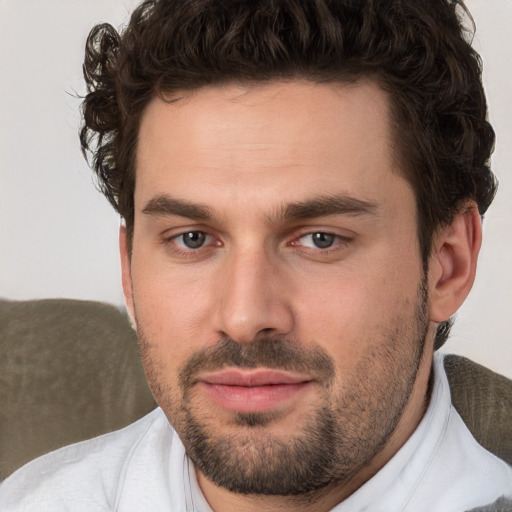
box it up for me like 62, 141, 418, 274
1, 0, 511, 377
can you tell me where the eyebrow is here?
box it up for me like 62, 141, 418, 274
279, 195, 379, 221
141, 193, 379, 223
142, 195, 213, 220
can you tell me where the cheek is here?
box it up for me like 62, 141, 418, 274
130, 259, 215, 366
294, 258, 423, 367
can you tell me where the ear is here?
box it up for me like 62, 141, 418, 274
119, 225, 136, 328
428, 203, 482, 323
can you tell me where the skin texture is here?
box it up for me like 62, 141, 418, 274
120, 80, 481, 511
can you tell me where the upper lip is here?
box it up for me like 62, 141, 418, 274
200, 369, 312, 387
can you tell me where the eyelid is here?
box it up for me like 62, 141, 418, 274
289, 226, 352, 243
161, 224, 216, 241
287, 228, 353, 259
160, 225, 352, 259
162, 227, 222, 256
293, 233, 349, 245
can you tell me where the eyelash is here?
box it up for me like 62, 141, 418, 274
290, 232, 350, 251
163, 229, 351, 258
164, 230, 220, 258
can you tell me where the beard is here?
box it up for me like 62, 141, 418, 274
135, 278, 430, 496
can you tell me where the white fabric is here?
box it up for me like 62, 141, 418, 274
0, 353, 511, 511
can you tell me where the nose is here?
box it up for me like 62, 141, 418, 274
213, 248, 294, 343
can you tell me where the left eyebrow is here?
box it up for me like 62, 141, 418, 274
276, 194, 379, 222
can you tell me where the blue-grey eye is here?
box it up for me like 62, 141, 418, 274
181, 231, 207, 249
311, 232, 335, 249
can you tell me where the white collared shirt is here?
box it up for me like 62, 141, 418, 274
1, 353, 511, 511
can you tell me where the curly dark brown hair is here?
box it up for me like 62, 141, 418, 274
80, 0, 496, 349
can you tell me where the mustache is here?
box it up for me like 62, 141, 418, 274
179, 337, 335, 391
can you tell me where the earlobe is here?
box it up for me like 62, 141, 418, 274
119, 225, 136, 328
429, 204, 482, 323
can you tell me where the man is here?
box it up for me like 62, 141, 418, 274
1, 0, 511, 510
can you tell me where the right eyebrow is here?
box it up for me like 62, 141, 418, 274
142, 195, 213, 221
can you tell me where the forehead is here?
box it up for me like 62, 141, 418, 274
135, 80, 409, 216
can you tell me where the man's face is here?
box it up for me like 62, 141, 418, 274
123, 81, 434, 496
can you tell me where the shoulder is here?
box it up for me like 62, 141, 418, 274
406, 354, 512, 510
444, 353, 512, 466
0, 408, 167, 511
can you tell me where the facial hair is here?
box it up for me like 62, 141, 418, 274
136, 279, 430, 496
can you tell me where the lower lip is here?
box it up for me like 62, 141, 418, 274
199, 382, 312, 413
